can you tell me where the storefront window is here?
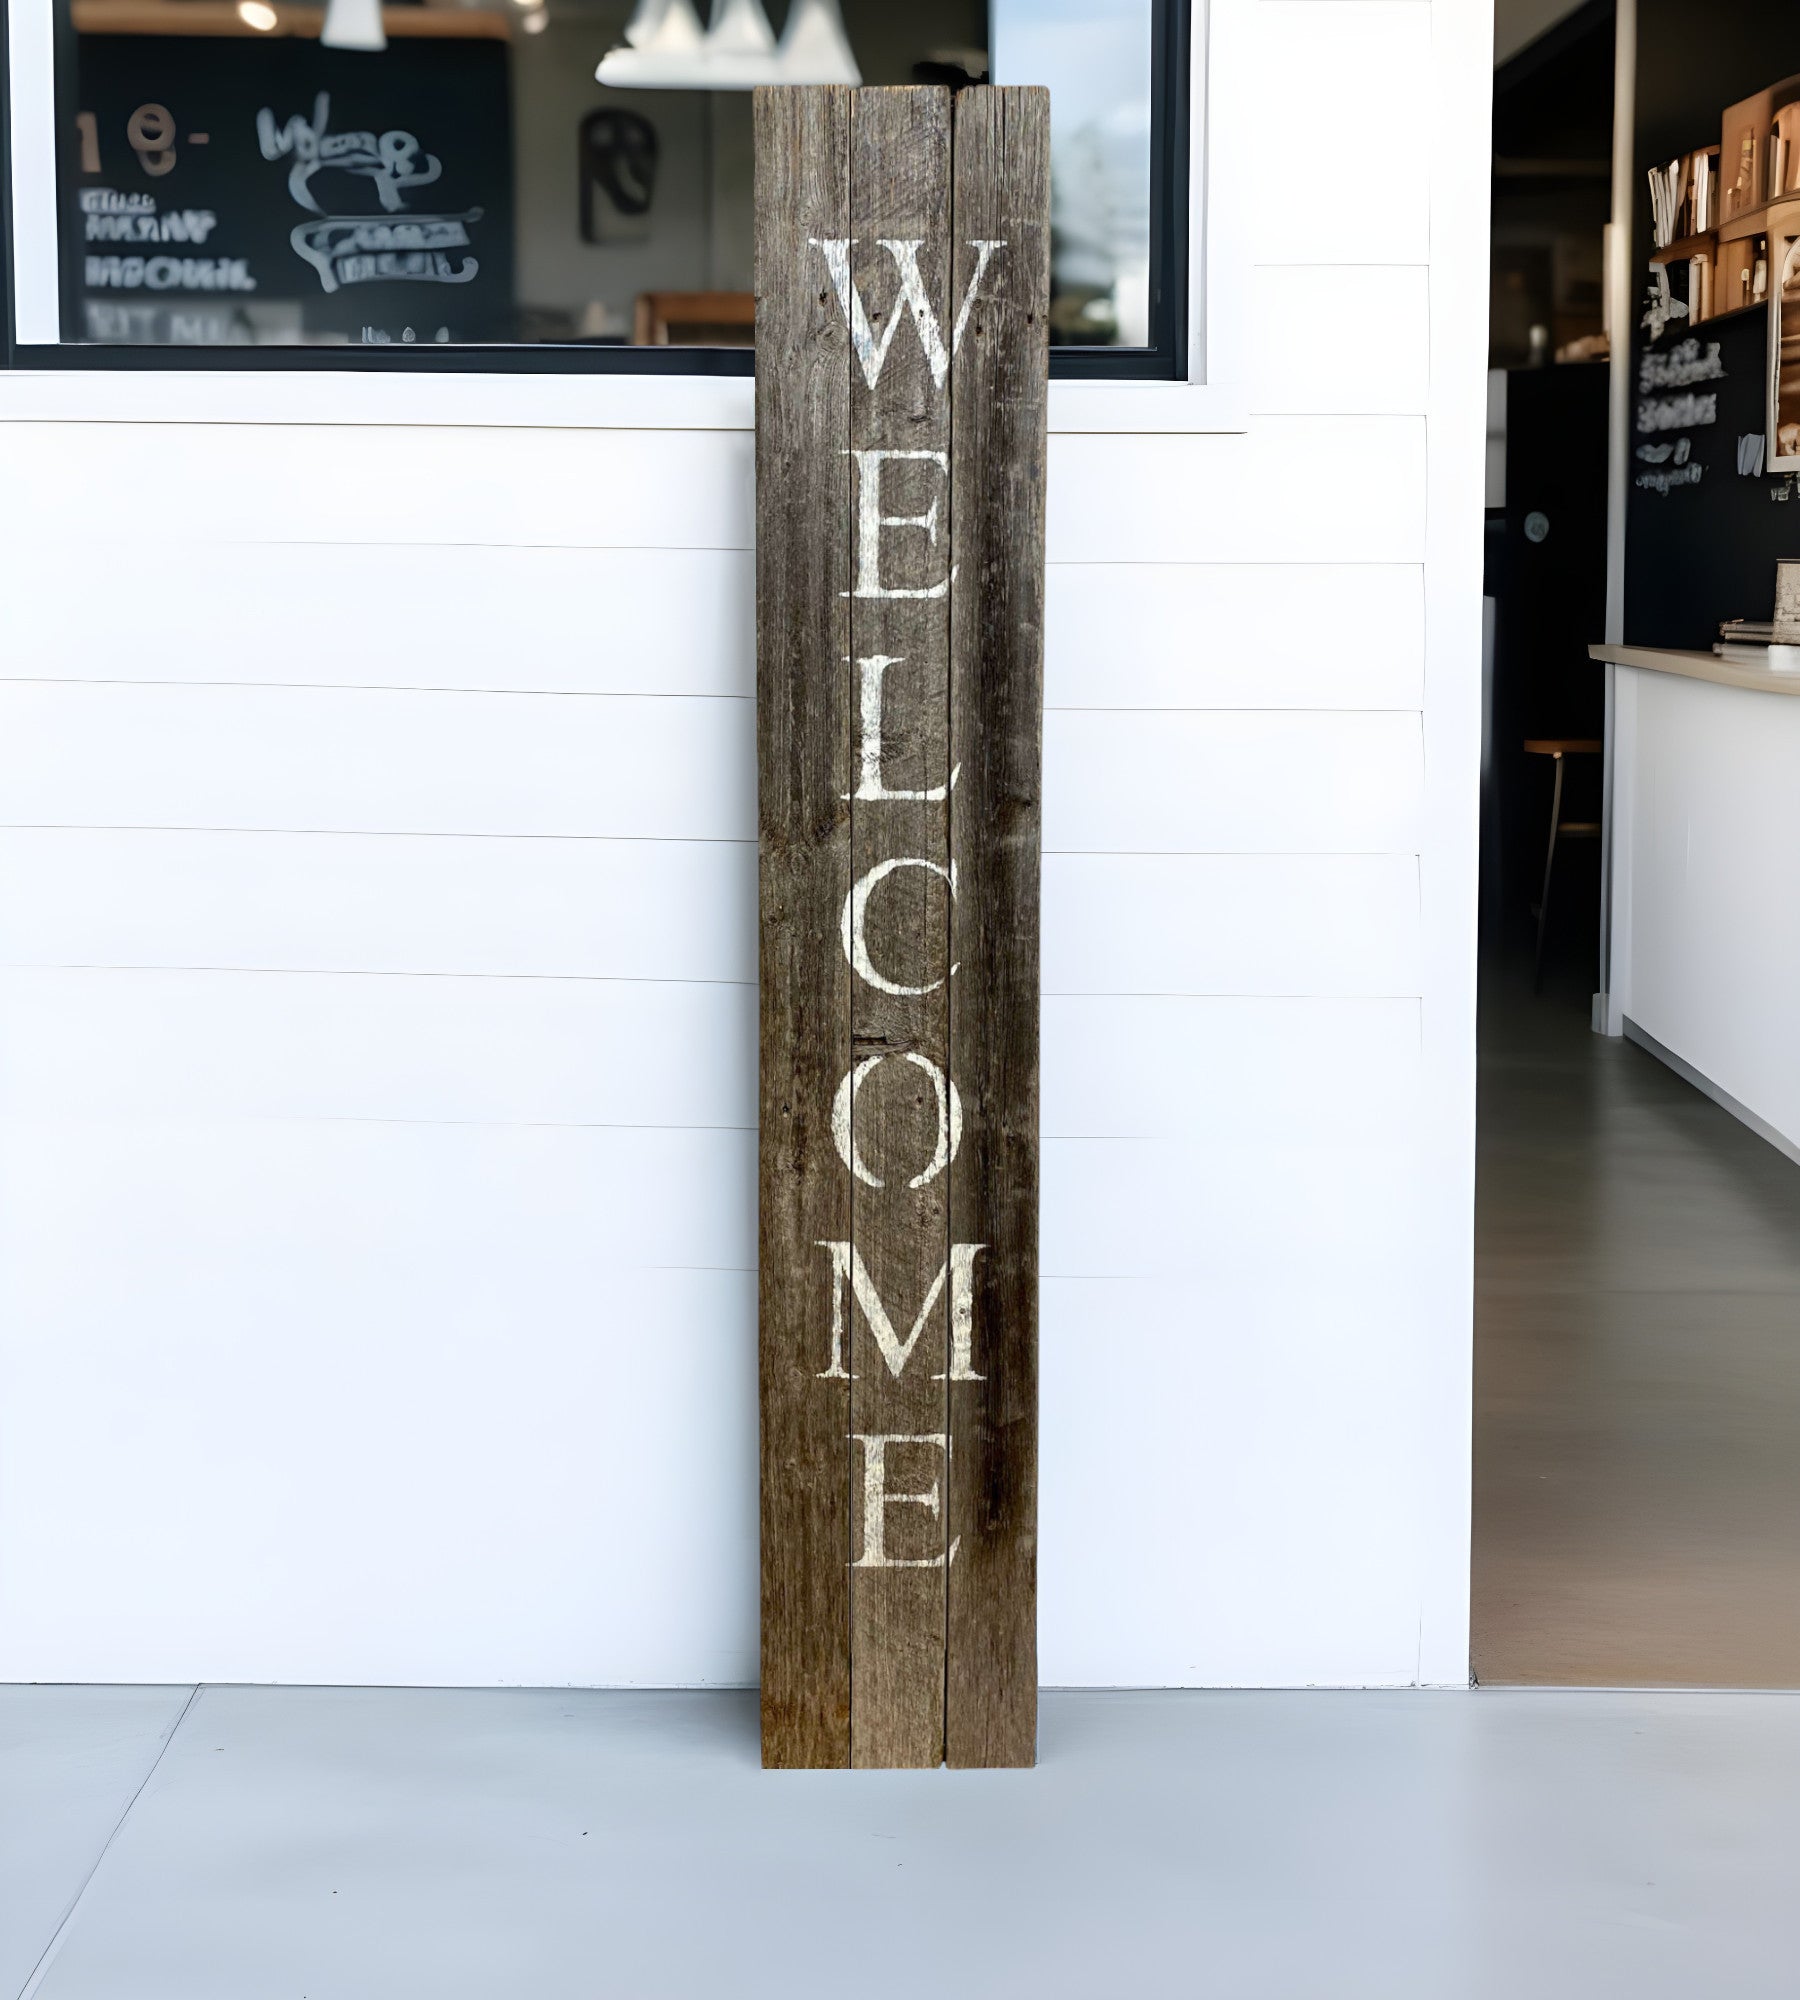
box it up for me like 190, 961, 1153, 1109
49, 0, 1179, 364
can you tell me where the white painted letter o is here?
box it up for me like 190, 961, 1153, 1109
831, 1052, 963, 1190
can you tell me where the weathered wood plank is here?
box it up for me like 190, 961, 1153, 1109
757, 82, 1047, 1771
845, 85, 956, 1771
945, 85, 1051, 1770
754, 83, 854, 1771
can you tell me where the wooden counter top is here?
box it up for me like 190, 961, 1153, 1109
1590, 643, 1800, 697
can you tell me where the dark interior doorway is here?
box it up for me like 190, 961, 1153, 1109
1474, 0, 1800, 1689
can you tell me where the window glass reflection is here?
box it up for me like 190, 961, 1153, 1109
61, 0, 1164, 351
993, 0, 1154, 347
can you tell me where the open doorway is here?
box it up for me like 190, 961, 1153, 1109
1474, 0, 1800, 1686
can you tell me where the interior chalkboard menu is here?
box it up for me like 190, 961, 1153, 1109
68, 34, 514, 345
1625, 304, 1793, 648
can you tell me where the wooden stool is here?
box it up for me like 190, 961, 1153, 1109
1525, 739, 1602, 987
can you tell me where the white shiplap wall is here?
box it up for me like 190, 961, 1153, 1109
0, 0, 1488, 1688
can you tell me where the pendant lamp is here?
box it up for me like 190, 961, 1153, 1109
775, 0, 860, 84
649, 0, 705, 50
706, 0, 775, 55
320, 0, 386, 50
598, 0, 859, 88
621, 0, 671, 47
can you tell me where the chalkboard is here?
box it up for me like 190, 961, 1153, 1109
1621, 298, 1800, 647
67, 34, 514, 345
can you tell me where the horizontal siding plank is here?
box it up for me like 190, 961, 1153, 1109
1250, 2, 1432, 266
0, 1129, 758, 1683
2, 838, 1418, 996
1042, 995, 1421, 1141
0, 423, 754, 552
1045, 711, 1422, 853
1043, 853, 1420, 995
0, 829, 755, 983
2, 689, 1423, 853
0, 968, 756, 1131
0, 1115, 755, 1274
1042, 1135, 1426, 1280
2, 544, 754, 698
0, 973, 1421, 1156
0, 684, 754, 841
12, 549, 1424, 713
1045, 563, 1424, 712
1048, 421, 1426, 564
1250, 267, 1431, 414
0, 420, 1425, 570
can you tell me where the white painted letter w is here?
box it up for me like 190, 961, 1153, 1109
810, 239, 1003, 391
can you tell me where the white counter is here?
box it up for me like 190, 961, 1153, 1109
1593, 644, 1800, 1164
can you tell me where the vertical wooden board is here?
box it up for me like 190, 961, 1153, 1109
846, 86, 955, 1771
755, 84, 854, 1770
946, 87, 1051, 1769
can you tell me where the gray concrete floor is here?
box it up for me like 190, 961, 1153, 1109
1474, 955, 1800, 1685
5, 1683, 1800, 1999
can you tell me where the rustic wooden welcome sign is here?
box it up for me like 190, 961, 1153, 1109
755, 84, 1049, 1770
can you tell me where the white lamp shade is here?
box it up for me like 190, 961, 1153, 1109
597, 0, 859, 88
621, 0, 670, 47
320, 0, 386, 50
776, 0, 860, 84
643, 0, 704, 51
706, 0, 775, 56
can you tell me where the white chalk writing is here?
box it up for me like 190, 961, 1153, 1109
85, 255, 254, 292
289, 216, 479, 295
257, 93, 442, 215
1637, 337, 1725, 392
1637, 391, 1716, 433
1635, 462, 1703, 494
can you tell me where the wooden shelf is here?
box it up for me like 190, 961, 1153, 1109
1650, 229, 1718, 266
1700, 298, 1767, 325
1719, 194, 1800, 243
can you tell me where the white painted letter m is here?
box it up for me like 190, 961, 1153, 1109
815, 1241, 986, 1382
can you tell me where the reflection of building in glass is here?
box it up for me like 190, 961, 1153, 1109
1051, 106, 1151, 346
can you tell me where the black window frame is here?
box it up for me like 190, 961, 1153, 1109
0, 0, 1190, 378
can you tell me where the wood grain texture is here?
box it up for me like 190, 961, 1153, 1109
846, 87, 956, 1770
754, 84, 854, 1770
946, 86, 1050, 1770
756, 84, 1046, 1769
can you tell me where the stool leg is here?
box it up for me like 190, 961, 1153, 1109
1534, 752, 1565, 991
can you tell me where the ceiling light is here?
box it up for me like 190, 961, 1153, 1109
320, 0, 386, 52
236, 1, 278, 27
